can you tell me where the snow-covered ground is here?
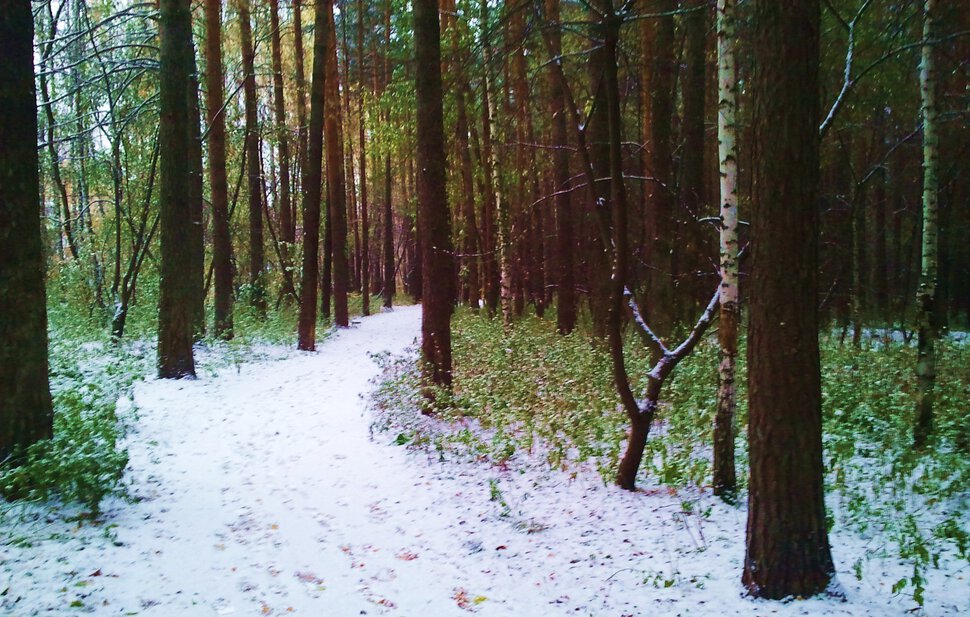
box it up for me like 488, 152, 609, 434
1, 306, 966, 616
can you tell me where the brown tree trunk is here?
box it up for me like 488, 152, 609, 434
679, 1, 711, 321
743, 0, 834, 598
642, 0, 677, 336
297, 0, 330, 350
270, 0, 297, 302
544, 0, 575, 334
325, 0, 349, 327
188, 70, 206, 337
382, 0, 395, 309
444, 0, 480, 310
238, 0, 266, 314
205, 0, 233, 339
157, 0, 198, 378
0, 0, 54, 462
293, 0, 308, 229
415, 0, 454, 389
478, 0, 499, 316
358, 0, 370, 316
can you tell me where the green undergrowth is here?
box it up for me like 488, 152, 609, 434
0, 267, 347, 522
370, 307, 969, 607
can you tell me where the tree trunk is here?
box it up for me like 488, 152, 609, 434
297, 0, 330, 350
478, 0, 500, 316
642, 0, 676, 337
358, 0, 370, 316
157, 0, 198, 378
544, 0, 575, 335
187, 70, 206, 338
743, 0, 834, 598
293, 0, 308, 228
0, 0, 54, 462
270, 0, 297, 303
712, 0, 739, 501
914, 0, 939, 448
205, 0, 233, 339
381, 0, 394, 309
415, 0, 454, 389
238, 0, 266, 315
324, 0, 349, 327
679, 1, 711, 321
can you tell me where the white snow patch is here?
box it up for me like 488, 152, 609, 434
1, 305, 966, 615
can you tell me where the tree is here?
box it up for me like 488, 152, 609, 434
641, 0, 677, 336
415, 0, 454, 390
238, 0, 266, 315
157, 0, 199, 378
381, 0, 394, 310
324, 0, 350, 327
743, 0, 834, 598
205, 0, 233, 339
544, 0, 576, 335
0, 0, 54, 462
270, 0, 297, 303
297, 0, 331, 350
358, 0, 371, 316
712, 0, 739, 500
914, 0, 939, 448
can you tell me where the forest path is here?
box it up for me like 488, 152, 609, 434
3, 306, 958, 616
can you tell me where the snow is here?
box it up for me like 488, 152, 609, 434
2, 305, 967, 616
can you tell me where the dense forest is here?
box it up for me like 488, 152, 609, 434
1, 0, 968, 613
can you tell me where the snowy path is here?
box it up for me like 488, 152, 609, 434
2, 306, 966, 616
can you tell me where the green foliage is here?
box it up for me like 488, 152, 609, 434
371, 309, 969, 608
0, 336, 145, 515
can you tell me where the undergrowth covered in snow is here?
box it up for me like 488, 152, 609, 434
370, 307, 970, 609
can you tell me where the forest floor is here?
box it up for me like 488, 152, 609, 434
1, 305, 966, 616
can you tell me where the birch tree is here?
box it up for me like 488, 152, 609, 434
914, 0, 939, 448
712, 0, 739, 501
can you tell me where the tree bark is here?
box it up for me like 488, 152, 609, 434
298, 0, 331, 350
382, 0, 395, 309
324, 0, 349, 327
712, 0, 739, 501
415, 0, 454, 390
0, 0, 54, 462
238, 0, 266, 315
544, 0, 575, 335
205, 0, 233, 339
358, 0, 370, 316
293, 0, 309, 228
743, 0, 834, 598
270, 0, 297, 302
642, 0, 676, 336
914, 0, 939, 448
679, 1, 712, 321
157, 0, 198, 378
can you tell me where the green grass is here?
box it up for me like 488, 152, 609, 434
371, 307, 970, 606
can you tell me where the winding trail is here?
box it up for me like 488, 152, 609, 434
2, 306, 964, 616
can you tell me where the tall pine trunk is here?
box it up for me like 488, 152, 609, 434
415, 0, 454, 389
297, 0, 330, 350
358, 0, 370, 316
205, 0, 233, 339
270, 0, 297, 302
324, 0, 349, 327
157, 0, 199, 378
238, 0, 266, 315
545, 0, 575, 335
743, 0, 834, 598
0, 0, 55, 462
